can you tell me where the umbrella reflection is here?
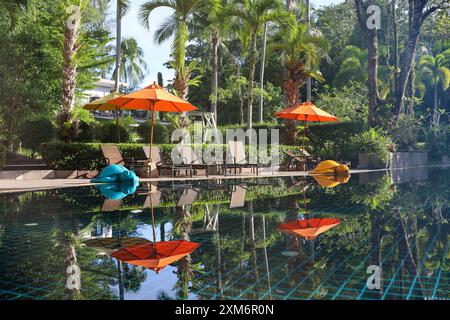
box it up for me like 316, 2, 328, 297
313, 175, 350, 188
278, 218, 341, 240
111, 241, 200, 273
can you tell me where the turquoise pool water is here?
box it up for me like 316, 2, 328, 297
0, 167, 448, 300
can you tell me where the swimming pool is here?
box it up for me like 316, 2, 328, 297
0, 167, 448, 300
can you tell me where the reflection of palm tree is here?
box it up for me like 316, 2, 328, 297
122, 264, 147, 293
248, 201, 259, 281
174, 206, 194, 299
60, 231, 81, 300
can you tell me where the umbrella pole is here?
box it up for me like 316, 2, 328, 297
150, 106, 155, 162
150, 196, 157, 243
116, 107, 121, 143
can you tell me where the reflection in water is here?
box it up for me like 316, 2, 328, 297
0, 167, 449, 300
278, 218, 341, 240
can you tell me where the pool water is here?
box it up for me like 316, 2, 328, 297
0, 167, 448, 300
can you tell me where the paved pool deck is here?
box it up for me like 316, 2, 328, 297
0, 169, 385, 194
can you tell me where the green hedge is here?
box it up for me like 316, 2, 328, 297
41, 142, 299, 170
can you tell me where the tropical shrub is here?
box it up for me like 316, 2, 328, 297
391, 114, 422, 150
137, 121, 170, 144
308, 122, 365, 163
74, 121, 97, 143
19, 118, 55, 157
315, 82, 368, 124
349, 128, 393, 164
98, 122, 131, 143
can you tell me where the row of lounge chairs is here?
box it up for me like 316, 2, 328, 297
100, 143, 346, 178
99, 141, 261, 178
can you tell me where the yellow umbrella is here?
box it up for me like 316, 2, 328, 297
82, 92, 125, 142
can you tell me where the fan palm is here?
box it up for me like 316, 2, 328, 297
0, 0, 28, 28
111, 37, 148, 87
139, 0, 220, 99
270, 23, 329, 106
225, 0, 294, 130
418, 49, 450, 126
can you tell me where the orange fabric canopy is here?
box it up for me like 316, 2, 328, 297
111, 240, 200, 273
275, 102, 338, 122
278, 218, 340, 240
108, 82, 198, 112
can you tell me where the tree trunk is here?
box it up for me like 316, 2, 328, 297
433, 78, 438, 125
258, 23, 268, 123
211, 29, 219, 120
61, 26, 77, 114
247, 32, 258, 132
58, 12, 80, 143
355, 0, 381, 127
114, 0, 122, 93
237, 64, 244, 125
394, 0, 433, 119
306, 0, 312, 102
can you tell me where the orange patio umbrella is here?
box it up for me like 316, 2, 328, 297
108, 82, 198, 162
277, 218, 340, 241
275, 101, 338, 152
111, 240, 200, 273
82, 92, 125, 142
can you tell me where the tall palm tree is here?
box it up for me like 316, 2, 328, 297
417, 49, 450, 126
226, 0, 293, 130
270, 23, 328, 107
0, 0, 27, 28
114, 0, 130, 92
57, 0, 89, 142
111, 37, 148, 87
139, 0, 220, 99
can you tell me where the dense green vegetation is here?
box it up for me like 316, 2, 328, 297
0, 0, 449, 165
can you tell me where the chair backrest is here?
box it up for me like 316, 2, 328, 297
101, 199, 122, 212
143, 190, 162, 208
176, 145, 202, 165
228, 140, 246, 164
101, 145, 124, 166
143, 146, 166, 166
177, 189, 199, 206
300, 149, 312, 158
285, 151, 305, 161
230, 185, 247, 209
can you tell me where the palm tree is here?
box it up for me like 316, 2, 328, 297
139, 0, 220, 99
270, 23, 328, 107
334, 45, 367, 88
0, 0, 27, 28
57, 1, 89, 142
111, 37, 148, 87
226, 0, 293, 131
417, 48, 450, 126
114, 0, 130, 92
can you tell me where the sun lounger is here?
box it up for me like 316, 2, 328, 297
225, 141, 259, 176
230, 185, 247, 209
177, 188, 199, 206
101, 199, 122, 212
